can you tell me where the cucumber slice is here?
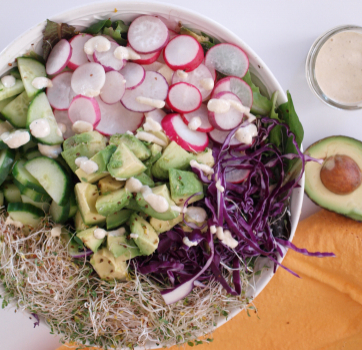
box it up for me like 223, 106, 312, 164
0, 79, 24, 101
0, 148, 16, 186
3, 183, 22, 203
0, 96, 16, 114
21, 195, 50, 212
13, 178, 51, 202
69, 193, 77, 218
17, 57, 46, 99
7, 202, 43, 227
26, 148, 42, 160
2, 91, 31, 128
12, 159, 47, 194
8, 67, 21, 80
24, 156, 71, 206
27, 93, 64, 145
50, 200, 70, 223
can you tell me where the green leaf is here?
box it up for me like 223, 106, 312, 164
187, 341, 195, 347
112, 20, 129, 34
103, 27, 127, 46
84, 19, 112, 35
73, 236, 84, 247
269, 91, 282, 149
180, 27, 218, 53
42, 20, 77, 61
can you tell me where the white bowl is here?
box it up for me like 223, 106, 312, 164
0, 1, 305, 347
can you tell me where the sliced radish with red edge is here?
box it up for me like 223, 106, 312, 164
128, 15, 169, 54
68, 34, 93, 70
212, 76, 253, 108
128, 43, 161, 65
142, 61, 164, 72
166, 82, 202, 113
120, 63, 145, 90
54, 110, 75, 139
205, 43, 249, 78
46, 72, 76, 110
95, 97, 144, 136
164, 35, 204, 72
46, 39, 72, 76
121, 71, 168, 113
68, 95, 101, 127
145, 109, 166, 124
161, 113, 208, 152
225, 168, 250, 183
181, 104, 213, 133
94, 41, 125, 72
100, 71, 126, 104
208, 128, 242, 147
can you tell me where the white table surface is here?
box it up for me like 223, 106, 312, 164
1, 0, 362, 349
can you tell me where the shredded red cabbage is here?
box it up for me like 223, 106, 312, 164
31, 313, 40, 328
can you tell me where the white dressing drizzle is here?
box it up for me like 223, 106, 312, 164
114, 46, 141, 61
136, 96, 165, 109
29, 119, 51, 138
94, 228, 107, 240
222, 230, 238, 248
188, 116, 202, 131
84, 36, 111, 55
72, 121, 93, 134
136, 131, 167, 147
51, 225, 62, 237
210, 225, 217, 234
190, 159, 214, 175
1, 75, 16, 88
215, 179, 225, 193
108, 227, 126, 237
143, 116, 162, 132
38, 144, 62, 159
1, 130, 30, 149
125, 177, 143, 193
183, 236, 198, 247
235, 124, 258, 145
171, 205, 188, 213
32, 77, 53, 89
130, 233, 139, 239
75, 156, 98, 174
200, 77, 214, 91
186, 207, 207, 223
176, 70, 188, 80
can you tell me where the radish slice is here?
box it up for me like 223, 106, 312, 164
212, 77, 253, 108
128, 15, 169, 54
164, 35, 204, 72
120, 63, 145, 90
145, 109, 166, 124
95, 97, 144, 136
100, 71, 126, 104
87, 53, 94, 62
71, 62, 106, 97
208, 91, 244, 131
128, 43, 161, 65
54, 110, 75, 139
208, 128, 242, 147
68, 95, 101, 127
205, 43, 249, 78
46, 39, 72, 76
68, 34, 93, 70
166, 82, 202, 113
225, 168, 250, 183
142, 61, 164, 72
172, 63, 214, 101
168, 29, 178, 40
161, 113, 208, 152
46, 72, 77, 110
121, 71, 168, 113
181, 104, 213, 133
93, 41, 125, 72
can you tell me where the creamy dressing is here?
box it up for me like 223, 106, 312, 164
222, 230, 238, 248
126, 130, 134, 135
108, 227, 126, 237
315, 31, 362, 104
56, 127, 63, 137
190, 159, 214, 175
170, 205, 188, 213
235, 124, 258, 145
51, 225, 62, 237
157, 64, 174, 85
207, 98, 230, 113
5, 216, 23, 228
143, 116, 163, 132
215, 179, 225, 193
1, 75, 16, 88
200, 77, 214, 91
216, 226, 224, 240
186, 207, 207, 223
94, 228, 107, 239
1, 130, 30, 148
84, 36, 111, 55
210, 225, 217, 234
136, 96, 166, 109
114, 46, 141, 61
176, 70, 188, 80
130, 233, 139, 239
183, 236, 198, 247
141, 186, 169, 213
188, 116, 202, 131
32, 77, 53, 89
75, 156, 99, 174
136, 131, 167, 147
72, 120, 93, 134
125, 177, 143, 193
29, 119, 51, 138
38, 143, 62, 159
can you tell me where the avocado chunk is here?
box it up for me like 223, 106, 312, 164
110, 133, 151, 160
195, 148, 215, 167
134, 172, 154, 187
150, 214, 183, 233
107, 233, 141, 259
129, 213, 159, 255
169, 168, 204, 205
125, 198, 142, 211
144, 143, 163, 178
63, 131, 106, 150
60, 230, 83, 256
75, 182, 106, 225
152, 141, 193, 180
98, 175, 124, 195
305, 136, 362, 221
74, 210, 89, 231
107, 143, 146, 180
90, 248, 128, 281
95, 188, 131, 216
75, 145, 117, 183
106, 209, 133, 230
76, 227, 105, 252
135, 184, 179, 220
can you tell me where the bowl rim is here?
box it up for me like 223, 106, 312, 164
0, 1, 305, 347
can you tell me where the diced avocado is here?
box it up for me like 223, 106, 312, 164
90, 248, 128, 281
125, 198, 142, 211
107, 234, 141, 259
152, 141, 193, 180
135, 184, 179, 220
98, 175, 125, 195
74, 182, 106, 226
134, 172, 154, 187
106, 209, 133, 230
60, 231, 83, 256
76, 227, 105, 253
110, 134, 151, 160
169, 168, 204, 205
63, 131, 106, 150
129, 213, 159, 255
95, 188, 131, 216
75, 145, 117, 183
150, 214, 183, 233
74, 210, 89, 232
107, 143, 146, 179
195, 148, 215, 168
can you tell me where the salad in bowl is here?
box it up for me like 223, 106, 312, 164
0, 3, 329, 349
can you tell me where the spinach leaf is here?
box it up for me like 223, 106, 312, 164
84, 19, 112, 35
103, 20, 128, 46
180, 27, 219, 53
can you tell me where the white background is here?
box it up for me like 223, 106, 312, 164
1, 0, 362, 349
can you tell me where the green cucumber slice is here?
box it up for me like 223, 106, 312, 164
3, 183, 22, 203
2, 91, 31, 128
50, 200, 70, 223
0, 79, 24, 101
13, 178, 51, 202
69, 193, 77, 218
0, 148, 16, 186
21, 195, 50, 212
7, 202, 44, 227
0, 96, 17, 114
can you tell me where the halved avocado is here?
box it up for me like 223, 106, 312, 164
305, 136, 362, 221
